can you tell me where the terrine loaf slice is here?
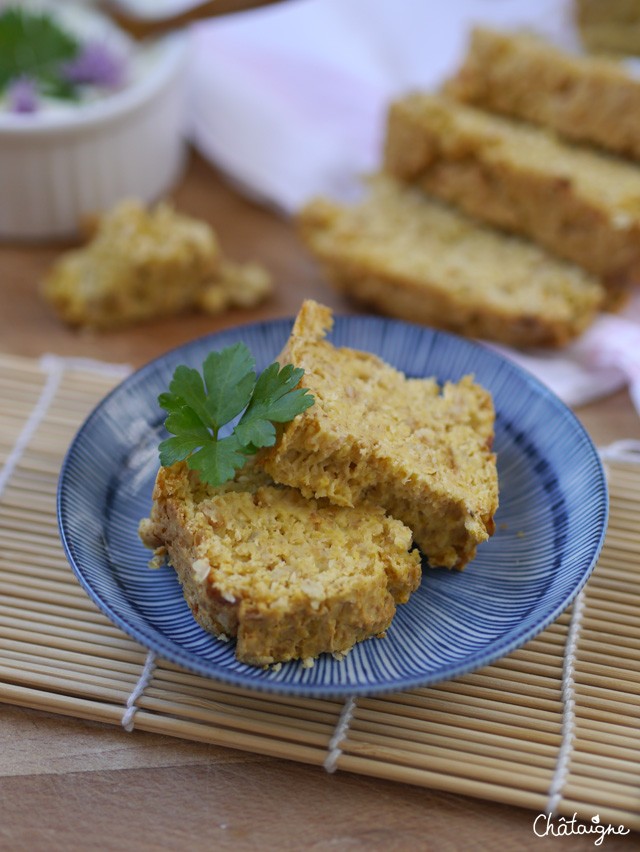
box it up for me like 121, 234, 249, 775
575, 0, 640, 56
139, 461, 421, 666
258, 300, 498, 570
383, 92, 640, 283
298, 176, 605, 348
42, 200, 270, 330
446, 27, 640, 161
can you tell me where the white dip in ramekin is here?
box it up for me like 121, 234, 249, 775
0, 1, 188, 240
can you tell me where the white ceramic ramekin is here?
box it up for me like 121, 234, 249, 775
0, 29, 188, 240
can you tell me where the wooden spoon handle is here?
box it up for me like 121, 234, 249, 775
103, 0, 289, 40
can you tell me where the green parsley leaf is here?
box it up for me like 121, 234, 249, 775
234, 363, 314, 451
158, 343, 314, 487
158, 407, 212, 467
164, 365, 211, 428
202, 342, 256, 427
186, 435, 249, 486
0, 8, 80, 93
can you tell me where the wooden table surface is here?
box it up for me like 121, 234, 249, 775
1, 152, 638, 852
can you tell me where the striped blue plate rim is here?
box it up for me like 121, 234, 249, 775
57, 313, 608, 698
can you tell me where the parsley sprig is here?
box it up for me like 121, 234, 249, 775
158, 343, 314, 486
0, 7, 126, 111
0, 8, 80, 97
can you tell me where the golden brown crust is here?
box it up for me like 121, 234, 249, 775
259, 300, 499, 570
298, 178, 605, 348
139, 461, 421, 666
383, 93, 640, 283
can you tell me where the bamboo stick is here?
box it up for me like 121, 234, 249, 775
370, 687, 561, 720
449, 672, 560, 701
131, 709, 328, 767
0, 646, 143, 681
343, 730, 554, 781
583, 586, 640, 608
0, 536, 68, 559
0, 581, 100, 609
596, 550, 640, 573
574, 682, 640, 710
351, 708, 559, 751
0, 640, 155, 684
430, 680, 560, 710
572, 663, 640, 688
4, 459, 63, 478
562, 781, 640, 811
0, 573, 90, 595
570, 752, 640, 782
136, 693, 333, 747
144, 678, 339, 725
343, 739, 553, 793
581, 595, 640, 619
572, 736, 640, 761
581, 614, 640, 637
0, 663, 130, 704
152, 666, 343, 714
0, 599, 112, 625
0, 354, 53, 372
559, 799, 640, 832
0, 684, 328, 768
0, 479, 57, 499
365, 673, 562, 711
578, 634, 640, 658
472, 656, 562, 678
588, 573, 640, 594
346, 725, 557, 770
573, 723, 640, 750
0, 625, 143, 661
355, 705, 561, 743
337, 752, 551, 810
0, 507, 59, 531
0, 376, 45, 393
0, 607, 132, 639
0, 494, 58, 513
0, 656, 138, 690
587, 552, 639, 571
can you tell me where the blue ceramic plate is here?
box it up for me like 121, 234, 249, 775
58, 315, 608, 697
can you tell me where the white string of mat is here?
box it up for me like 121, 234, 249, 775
0, 353, 147, 731
598, 438, 640, 464
0, 355, 130, 501
545, 589, 585, 816
324, 696, 357, 773
0, 356, 65, 500
545, 439, 640, 814
40, 354, 131, 381
121, 651, 158, 732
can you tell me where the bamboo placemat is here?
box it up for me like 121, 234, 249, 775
0, 352, 638, 831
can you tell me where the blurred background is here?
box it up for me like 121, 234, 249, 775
0, 0, 639, 421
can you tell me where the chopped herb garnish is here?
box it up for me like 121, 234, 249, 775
62, 40, 125, 89
6, 76, 38, 113
158, 343, 314, 487
0, 6, 126, 112
0, 7, 80, 93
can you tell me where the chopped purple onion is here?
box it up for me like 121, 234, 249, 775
7, 77, 39, 114
62, 41, 126, 89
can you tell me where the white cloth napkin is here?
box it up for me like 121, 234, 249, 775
187, 0, 640, 414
